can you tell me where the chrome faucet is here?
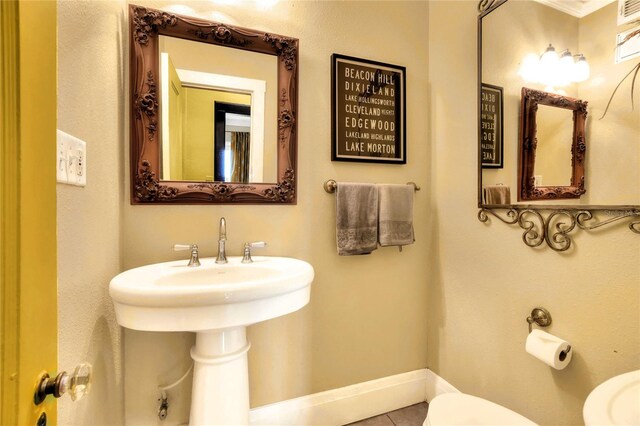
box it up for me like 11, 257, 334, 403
215, 217, 228, 264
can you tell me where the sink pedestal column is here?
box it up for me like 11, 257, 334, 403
189, 327, 251, 425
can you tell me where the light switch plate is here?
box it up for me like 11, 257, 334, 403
57, 130, 87, 187
56, 130, 69, 183
67, 139, 86, 186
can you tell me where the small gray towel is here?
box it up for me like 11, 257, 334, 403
483, 185, 511, 204
336, 183, 379, 255
377, 184, 415, 248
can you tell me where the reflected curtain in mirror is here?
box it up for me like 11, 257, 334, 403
231, 132, 250, 183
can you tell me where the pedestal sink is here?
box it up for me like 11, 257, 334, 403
109, 256, 314, 425
583, 370, 640, 426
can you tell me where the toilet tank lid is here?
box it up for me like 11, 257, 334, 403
427, 393, 538, 426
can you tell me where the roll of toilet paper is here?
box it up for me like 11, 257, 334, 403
525, 329, 572, 370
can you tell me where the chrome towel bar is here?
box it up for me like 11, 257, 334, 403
323, 179, 420, 193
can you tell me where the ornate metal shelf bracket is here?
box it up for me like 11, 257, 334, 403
478, 207, 640, 252
478, 0, 507, 14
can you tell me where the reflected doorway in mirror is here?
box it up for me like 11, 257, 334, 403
214, 102, 251, 183
159, 51, 267, 183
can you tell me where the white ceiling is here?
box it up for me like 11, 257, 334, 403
533, 0, 616, 17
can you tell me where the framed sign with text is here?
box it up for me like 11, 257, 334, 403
332, 54, 406, 164
481, 83, 503, 168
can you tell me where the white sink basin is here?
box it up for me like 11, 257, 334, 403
109, 255, 314, 425
109, 256, 314, 332
584, 370, 640, 426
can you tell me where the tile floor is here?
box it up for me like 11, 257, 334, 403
344, 402, 429, 426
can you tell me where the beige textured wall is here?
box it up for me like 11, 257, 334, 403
428, 2, 640, 426
123, 1, 430, 424
57, 1, 125, 424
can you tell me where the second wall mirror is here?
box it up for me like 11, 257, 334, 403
477, 0, 639, 251
479, 0, 640, 207
130, 4, 298, 204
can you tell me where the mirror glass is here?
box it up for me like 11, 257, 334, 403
534, 104, 573, 187
480, 0, 640, 206
158, 35, 278, 184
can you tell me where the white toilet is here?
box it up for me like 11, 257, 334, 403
424, 393, 538, 425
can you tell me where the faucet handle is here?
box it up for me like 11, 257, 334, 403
173, 244, 195, 251
242, 241, 267, 264
173, 244, 200, 267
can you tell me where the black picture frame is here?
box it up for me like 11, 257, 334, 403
331, 54, 406, 164
481, 83, 503, 168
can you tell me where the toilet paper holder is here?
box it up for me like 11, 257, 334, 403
526, 307, 552, 333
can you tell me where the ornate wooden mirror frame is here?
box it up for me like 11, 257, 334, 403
518, 87, 587, 201
129, 4, 298, 204
477, 0, 639, 251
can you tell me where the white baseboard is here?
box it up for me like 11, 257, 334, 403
424, 369, 460, 402
249, 368, 459, 426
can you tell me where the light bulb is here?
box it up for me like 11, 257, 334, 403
558, 49, 574, 86
519, 53, 540, 83
574, 55, 590, 82
539, 44, 560, 87
540, 44, 558, 64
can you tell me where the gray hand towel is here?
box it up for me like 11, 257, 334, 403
336, 183, 378, 255
483, 185, 511, 204
377, 184, 415, 248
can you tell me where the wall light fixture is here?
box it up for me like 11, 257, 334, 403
519, 43, 590, 89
